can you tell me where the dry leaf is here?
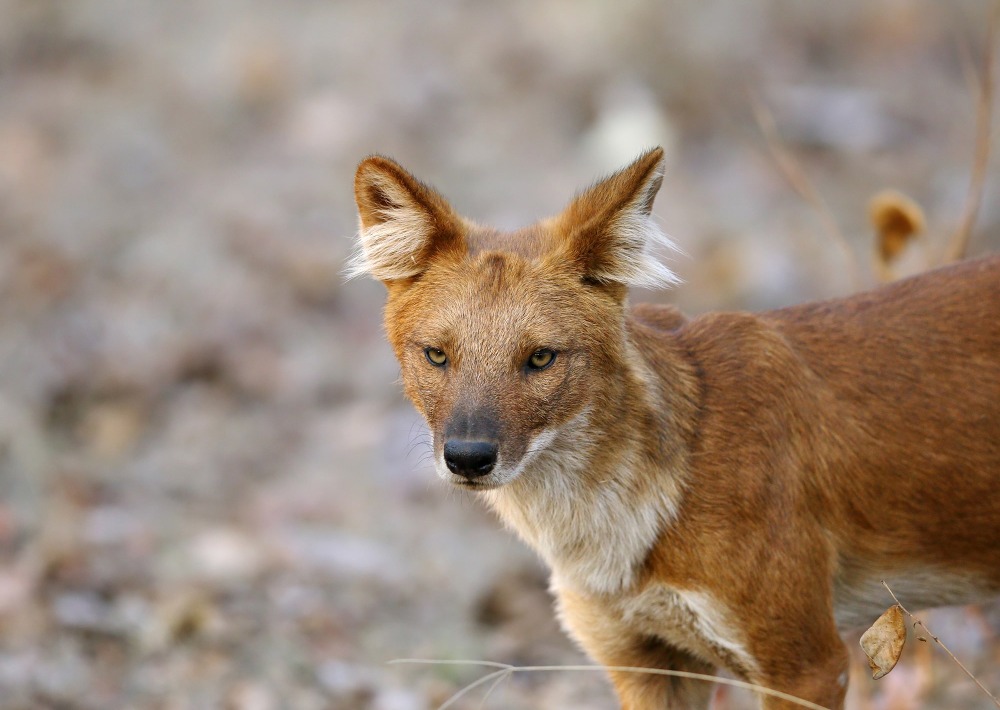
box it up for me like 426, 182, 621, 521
860, 604, 907, 679
869, 190, 925, 262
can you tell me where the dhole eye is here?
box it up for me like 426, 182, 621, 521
424, 347, 447, 367
527, 349, 556, 371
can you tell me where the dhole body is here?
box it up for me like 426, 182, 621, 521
351, 148, 1000, 709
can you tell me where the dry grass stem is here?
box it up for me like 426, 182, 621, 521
945, 6, 997, 263
390, 658, 831, 710
748, 92, 863, 291
880, 580, 1000, 708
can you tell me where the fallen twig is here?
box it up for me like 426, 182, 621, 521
748, 91, 864, 291
945, 5, 997, 263
390, 658, 831, 710
881, 580, 1000, 709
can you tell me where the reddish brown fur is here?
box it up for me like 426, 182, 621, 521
353, 150, 1000, 709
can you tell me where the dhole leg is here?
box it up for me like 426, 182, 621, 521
606, 637, 715, 710
749, 630, 849, 710
556, 589, 713, 709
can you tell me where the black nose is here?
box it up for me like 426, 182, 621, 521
443, 440, 498, 478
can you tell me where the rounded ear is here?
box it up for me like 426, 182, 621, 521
348, 156, 464, 282
555, 147, 678, 289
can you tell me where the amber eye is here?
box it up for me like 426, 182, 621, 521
424, 347, 447, 367
527, 349, 556, 371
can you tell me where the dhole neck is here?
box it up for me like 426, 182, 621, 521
483, 324, 697, 595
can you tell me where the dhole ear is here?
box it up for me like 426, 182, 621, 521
557, 147, 677, 289
348, 156, 463, 281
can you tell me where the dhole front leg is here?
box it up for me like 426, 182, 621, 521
606, 637, 715, 710
740, 586, 850, 709
556, 588, 714, 709
748, 645, 848, 710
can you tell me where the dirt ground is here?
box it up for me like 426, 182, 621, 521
1, 1, 999, 708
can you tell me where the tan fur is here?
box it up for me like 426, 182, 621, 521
352, 148, 1000, 709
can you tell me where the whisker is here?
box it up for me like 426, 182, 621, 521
406, 440, 432, 457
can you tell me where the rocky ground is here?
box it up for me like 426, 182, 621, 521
0, 1, 998, 708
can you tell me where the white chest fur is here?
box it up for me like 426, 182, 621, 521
483, 409, 681, 594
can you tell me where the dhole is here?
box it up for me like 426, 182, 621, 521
351, 148, 1000, 709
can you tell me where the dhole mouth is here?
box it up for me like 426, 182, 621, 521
452, 477, 501, 490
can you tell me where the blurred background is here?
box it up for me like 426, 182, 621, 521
1, 1, 999, 708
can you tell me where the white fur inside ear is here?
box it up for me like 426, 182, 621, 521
594, 159, 679, 289
346, 174, 434, 281
598, 209, 680, 289
579, 155, 680, 290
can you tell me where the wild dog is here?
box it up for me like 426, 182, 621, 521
350, 148, 1000, 709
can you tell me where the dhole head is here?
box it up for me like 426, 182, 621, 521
350, 149, 675, 489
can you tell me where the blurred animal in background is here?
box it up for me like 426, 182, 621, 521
350, 149, 1000, 709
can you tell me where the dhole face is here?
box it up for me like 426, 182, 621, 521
383, 234, 625, 489
353, 149, 672, 491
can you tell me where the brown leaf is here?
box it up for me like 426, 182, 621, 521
860, 604, 907, 679
869, 190, 925, 262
